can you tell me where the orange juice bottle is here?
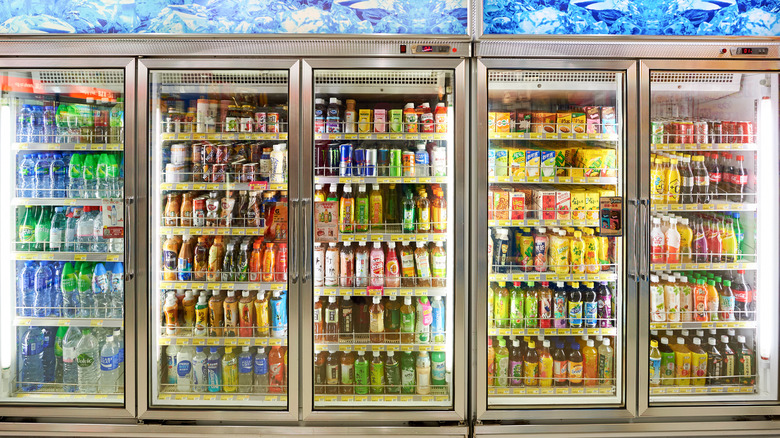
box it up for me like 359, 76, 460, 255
583, 339, 598, 386
261, 242, 276, 282
539, 339, 553, 387
369, 184, 384, 231
706, 279, 720, 322
693, 279, 708, 322
339, 185, 355, 233
431, 188, 447, 233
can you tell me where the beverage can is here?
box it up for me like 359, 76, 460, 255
353, 148, 365, 177
327, 144, 340, 176
377, 148, 389, 177
722, 120, 735, 143
365, 148, 377, 177
255, 111, 267, 133
736, 121, 753, 144
680, 121, 694, 144
694, 121, 708, 144
242, 163, 257, 183
267, 112, 280, 133
196, 99, 209, 133
201, 143, 216, 164
170, 143, 188, 164
339, 144, 353, 177
389, 149, 402, 177
402, 151, 415, 177
191, 143, 203, 163
165, 163, 188, 183
650, 121, 664, 144
215, 144, 229, 164
709, 121, 721, 144
212, 164, 226, 183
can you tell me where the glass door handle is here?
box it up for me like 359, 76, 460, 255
291, 198, 299, 284
629, 199, 638, 281
125, 196, 133, 281
640, 199, 649, 281
302, 198, 312, 283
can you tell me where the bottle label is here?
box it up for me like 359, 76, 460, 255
239, 356, 252, 374
584, 302, 597, 325
314, 308, 322, 323
401, 312, 414, 332
554, 359, 568, 382
431, 253, 446, 279
341, 363, 355, 385
176, 359, 191, 377
177, 258, 192, 281
370, 363, 385, 387
326, 308, 338, 324
733, 174, 748, 185
569, 362, 583, 382
355, 363, 369, 385
734, 289, 749, 303
649, 357, 661, 383
553, 295, 566, 320
400, 252, 415, 277
568, 301, 582, 325
101, 354, 120, 371
710, 172, 721, 184
720, 296, 735, 320
370, 314, 384, 334
401, 367, 415, 386
77, 353, 95, 368
19, 225, 34, 243
163, 250, 177, 272
254, 357, 268, 375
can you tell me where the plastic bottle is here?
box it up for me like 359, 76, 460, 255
76, 207, 93, 252
664, 276, 680, 322
33, 261, 53, 317
61, 326, 82, 392
34, 154, 52, 197
650, 217, 665, 263
76, 329, 99, 393
692, 279, 708, 322
416, 191, 431, 232
30, 104, 43, 142
49, 153, 67, 198
16, 104, 31, 143
33, 206, 51, 252
570, 230, 584, 274
692, 155, 710, 204
109, 98, 124, 143
91, 207, 106, 252
19, 327, 44, 391
190, 346, 207, 393
18, 153, 35, 198
524, 281, 539, 328
403, 103, 418, 133
98, 334, 119, 394
568, 282, 583, 328
648, 339, 662, 387
679, 155, 694, 204
494, 337, 510, 387
63, 208, 79, 252
237, 346, 253, 393
537, 339, 552, 387
730, 155, 748, 203
76, 263, 93, 317
110, 262, 124, 318
221, 347, 238, 393
82, 153, 97, 198
415, 351, 431, 394
650, 157, 664, 204
206, 347, 221, 392
47, 207, 67, 252
583, 339, 598, 386
670, 337, 692, 386
509, 338, 524, 386
67, 153, 83, 198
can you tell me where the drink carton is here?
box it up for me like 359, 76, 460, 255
571, 189, 587, 221
526, 149, 540, 179
488, 149, 496, 177
494, 149, 509, 177
358, 109, 373, 133
516, 112, 532, 133
556, 112, 572, 134
540, 150, 556, 177
556, 191, 571, 220
572, 112, 586, 134
488, 112, 496, 133
493, 187, 510, 220
534, 190, 557, 220
510, 192, 525, 220
374, 108, 387, 133
584, 107, 600, 134
584, 190, 600, 221
601, 107, 617, 134
511, 149, 526, 179
495, 112, 511, 133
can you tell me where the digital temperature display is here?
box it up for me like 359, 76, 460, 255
411, 44, 450, 54
731, 47, 769, 56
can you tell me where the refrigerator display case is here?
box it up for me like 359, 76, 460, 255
475, 59, 638, 420
139, 59, 299, 418
639, 62, 779, 414
0, 58, 135, 417
302, 57, 467, 421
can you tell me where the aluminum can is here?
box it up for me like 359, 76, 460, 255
352, 147, 365, 177
243, 163, 258, 183
339, 144, 353, 177
694, 121, 708, 145
722, 120, 735, 143
215, 144, 229, 164
267, 112, 280, 133
327, 144, 340, 176
212, 164, 227, 183
389, 149, 402, 177
365, 148, 377, 177
402, 151, 416, 177
170, 143, 188, 164
255, 111, 267, 133
377, 148, 390, 177
736, 121, 753, 144
650, 121, 664, 144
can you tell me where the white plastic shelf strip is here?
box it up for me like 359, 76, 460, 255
34, 70, 124, 86
488, 70, 618, 91
157, 71, 288, 86
314, 70, 447, 95
651, 72, 742, 93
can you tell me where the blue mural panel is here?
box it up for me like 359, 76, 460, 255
484, 0, 780, 36
0, 0, 468, 34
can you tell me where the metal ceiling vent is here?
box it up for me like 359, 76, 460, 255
315, 70, 445, 87
157, 71, 288, 86
651, 72, 742, 92
489, 71, 617, 83
35, 70, 125, 85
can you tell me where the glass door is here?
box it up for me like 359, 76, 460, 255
308, 67, 457, 411
0, 66, 129, 407
646, 69, 779, 405
147, 68, 292, 409
483, 69, 627, 408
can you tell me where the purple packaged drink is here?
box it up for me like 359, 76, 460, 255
339, 143, 353, 177
597, 281, 613, 328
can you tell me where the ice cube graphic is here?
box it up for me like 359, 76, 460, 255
145, 4, 214, 33
484, 0, 519, 20
663, 16, 696, 34
335, 0, 391, 25
609, 16, 643, 34
704, 3, 743, 34
134, 0, 172, 26
567, 3, 610, 34
515, 7, 568, 34
486, 15, 516, 33
0, 14, 76, 33
1, 0, 56, 18
329, 3, 373, 33
741, 8, 780, 35
279, 6, 333, 33
57, 0, 123, 33
570, 0, 636, 26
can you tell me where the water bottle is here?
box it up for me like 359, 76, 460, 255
17, 261, 36, 317
32, 154, 49, 198
253, 347, 269, 394
76, 329, 99, 393
176, 347, 193, 393
68, 153, 83, 198
56, 103, 70, 143
18, 153, 35, 197
51, 262, 63, 317
92, 263, 110, 318
76, 206, 94, 252
106, 153, 120, 199
82, 154, 97, 198
33, 261, 53, 317
64, 207, 80, 252
206, 347, 221, 392
110, 262, 124, 318
92, 207, 107, 252
20, 327, 44, 391
96, 153, 109, 198
41, 327, 56, 383
192, 346, 207, 392
61, 262, 78, 317
109, 98, 124, 144
43, 105, 56, 143
238, 346, 253, 393
33, 206, 51, 251
62, 326, 82, 392
55, 326, 67, 383
166, 344, 179, 386
98, 334, 118, 394
77, 263, 94, 318
49, 153, 66, 198
113, 328, 124, 382
16, 104, 31, 143
31, 105, 44, 143
49, 207, 66, 252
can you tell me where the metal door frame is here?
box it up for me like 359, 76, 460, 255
300, 57, 469, 423
637, 59, 780, 418
473, 58, 640, 421
0, 56, 137, 420
135, 58, 301, 422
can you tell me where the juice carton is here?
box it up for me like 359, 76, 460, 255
358, 109, 373, 133
495, 112, 511, 133
554, 147, 568, 176
389, 109, 403, 133
571, 189, 587, 221
526, 149, 540, 179
488, 149, 496, 177
540, 150, 556, 177
572, 112, 586, 134
510, 192, 526, 220
556, 190, 571, 220
531, 112, 544, 133
534, 190, 557, 220
511, 149, 526, 179
488, 187, 495, 220
584, 106, 600, 134
493, 187, 510, 220
541, 113, 557, 134
584, 190, 600, 222
601, 107, 617, 134
556, 112, 572, 134
516, 112, 532, 133
374, 108, 387, 133
488, 112, 496, 133
494, 149, 509, 177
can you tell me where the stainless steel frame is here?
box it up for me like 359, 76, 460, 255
473, 58, 639, 421
300, 57, 469, 423
637, 59, 780, 418
135, 58, 301, 422
0, 57, 137, 420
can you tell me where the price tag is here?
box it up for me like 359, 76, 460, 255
528, 274, 541, 281
575, 133, 587, 140
527, 219, 540, 226
74, 254, 87, 261
344, 134, 358, 140
561, 133, 573, 140
207, 338, 220, 345
192, 338, 206, 346
420, 134, 434, 140
193, 133, 206, 140
542, 176, 555, 183
91, 319, 105, 327
377, 134, 390, 140
254, 338, 269, 346
572, 328, 584, 335
269, 338, 282, 346
207, 134, 220, 141
237, 339, 251, 346
176, 338, 189, 345
545, 133, 557, 139
390, 134, 404, 140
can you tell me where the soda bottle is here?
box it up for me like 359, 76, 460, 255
552, 341, 567, 387
509, 338, 524, 386
523, 282, 538, 328
538, 340, 553, 387
731, 155, 748, 203
692, 155, 710, 204
679, 155, 694, 204
523, 340, 539, 386
692, 219, 709, 263
707, 153, 721, 197
494, 337, 509, 387
553, 282, 567, 328
568, 282, 583, 328
354, 351, 369, 395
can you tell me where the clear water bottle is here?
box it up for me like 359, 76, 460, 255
49, 153, 67, 198
41, 327, 56, 383
98, 334, 119, 394
43, 105, 56, 143
32, 153, 50, 198
61, 262, 78, 317
30, 105, 44, 143
192, 346, 207, 392
106, 153, 120, 199
55, 326, 66, 383
92, 263, 110, 318
67, 153, 83, 198
110, 262, 124, 318
253, 347, 269, 394
16, 104, 32, 143
76, 206, 94, 252
18, 153, 35, 197
50, 262, 63, 317
77, 263, 94, 318
92, 207, 107, 253
62, 326, 82, 392
112, 328, 124, 382
176, 347, 193, 393
82, 154, 97, 199
17, 261, 36, 317
96, 153, 109, 198
109, 98, 124, 144
166, 344, 179, 386
76, 329, 99, 393
64, 207, 79, 252
49, 207, 66, 252
238, 346, 253, 393
32, 261, 53, 317
20, 327, 44, 391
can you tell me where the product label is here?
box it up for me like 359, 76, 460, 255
163, 250, 177, 272
77, 353, 95, 368
176, 359, 192, 377
355, 363, 369, 386
431, 253, 446, 279
326, 308, 338, 324
341, 363, 355, 385
254, 356, 268, 375
568, 301, 583, 326
569, 362, 583, 383
584, 302, 598, 326
177, 257, 192, 281
649, 357, 661, 384
401, 312, 415, 332
554, 359, 568, 382
239, 356, 253, 374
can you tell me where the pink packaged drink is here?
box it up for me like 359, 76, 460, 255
374, 106, 388, 133
601, 107, 617, 134
584, 106, 600, 134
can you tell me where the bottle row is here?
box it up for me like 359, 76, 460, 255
316, 183, 448, 235
160, 98, 287, 135
314, 98, 448, 134
488, 107, 617, 135
651, 152, 751, 205
488, 335, 614, 388
488, 146, 617, 179
18, 326, 124, 395
15, 98, 124, 145
489, 226, 615, 275
314, 241, 446, 289
162, 345, 287, 394
315, 350, 445, 396
161, 289, 288, 338
162, 142, 287, 185
17, 151, 124, 199
649, 332, 755, 388
315, 295, 445, 345
314, 142, 447, 178
16, 261, 124, 319
161, 234, 287, 283
650, 212, 749, 265
490, 281, 615, 330
162, 189, 287, 231
650, 118, 754, 145
489, 185, 615, 222
17, 206, 123, 253
650, 270, 755, 323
